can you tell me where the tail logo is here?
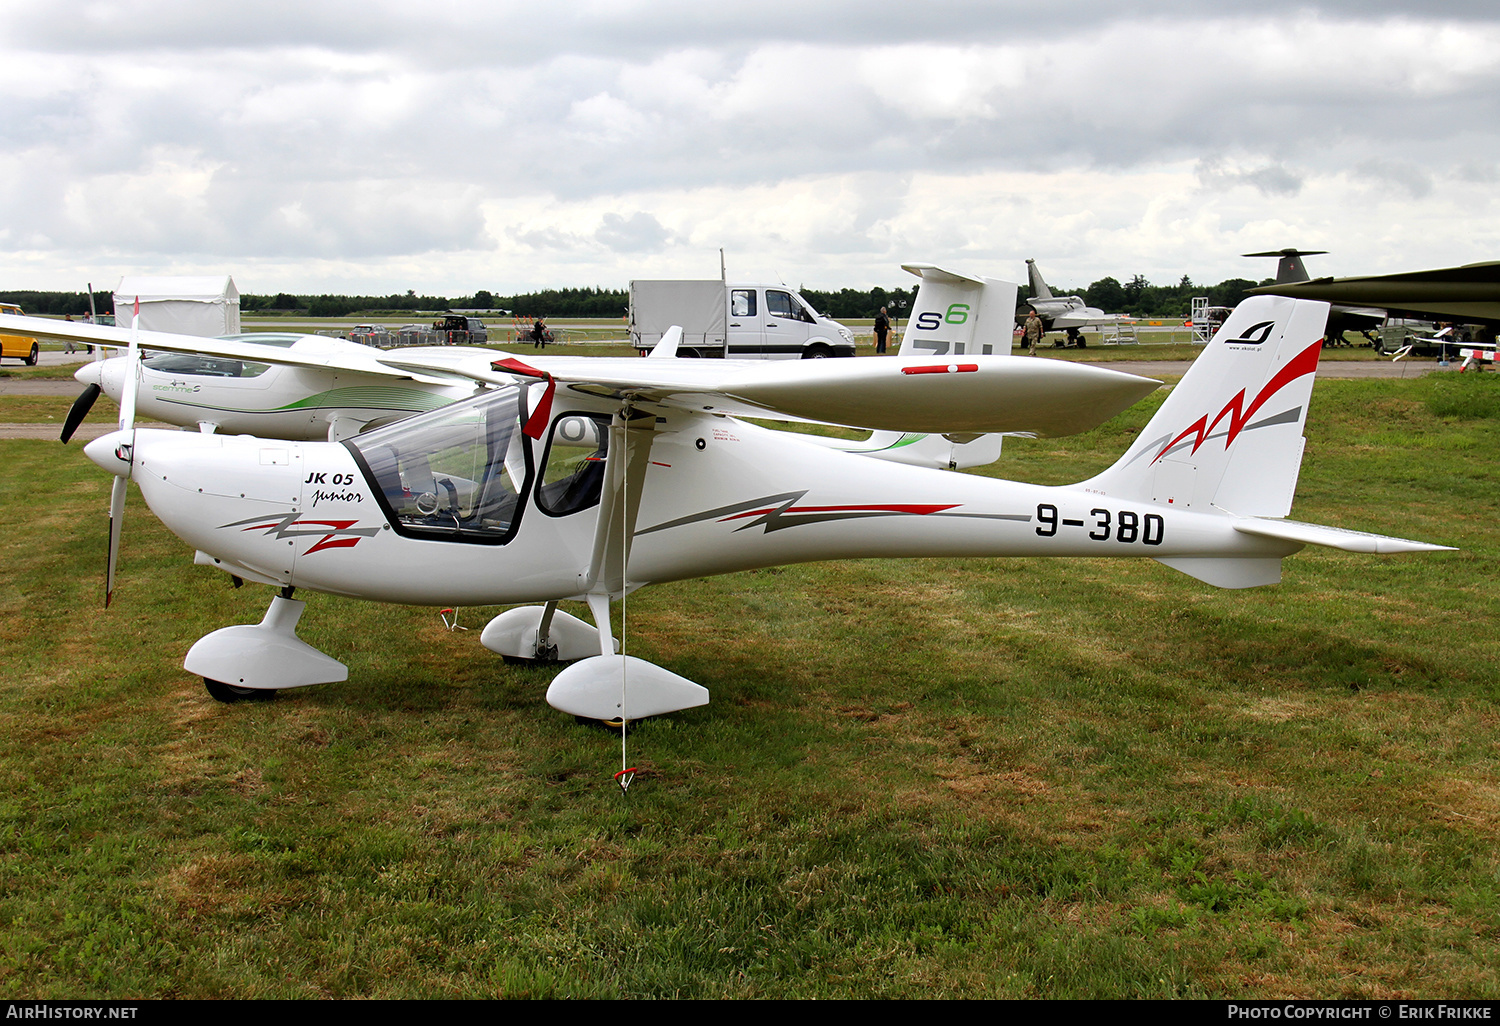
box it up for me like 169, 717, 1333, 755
1149, 340, 1323, 465
1224, 320, 1276, 346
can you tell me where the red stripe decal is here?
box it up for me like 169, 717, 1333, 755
306, 535, 364, 555
1151, 340, 1323, 464
902, 363, 979, 375
719, 503, 959, 522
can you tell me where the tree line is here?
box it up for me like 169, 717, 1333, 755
1, 275, 1270, 321
1051, 275, 1265, 319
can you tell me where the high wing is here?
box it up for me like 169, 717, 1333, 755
8, 311, 1160, 437
380, 348, 1162, 437
0, 313, 457, 385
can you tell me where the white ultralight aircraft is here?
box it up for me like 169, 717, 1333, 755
18, 264, 1096, 471
74, 292, 1449, 720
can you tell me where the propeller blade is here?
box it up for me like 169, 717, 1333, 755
119, 296, 141, 433
104, 300, 141, 608
60, 383, 102, 444
105, 475, 126, 608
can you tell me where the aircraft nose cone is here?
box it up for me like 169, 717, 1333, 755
83, 430, 134, 478
74, 361, 103, 387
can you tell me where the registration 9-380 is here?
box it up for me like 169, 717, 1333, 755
1035, 503, 1164, 545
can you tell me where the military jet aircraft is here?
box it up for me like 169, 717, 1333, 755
1249, 258, 1500, 345
1020, 259, 1118, 348
1243, 249, 1386, 345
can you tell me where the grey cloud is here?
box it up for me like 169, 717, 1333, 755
594, 212, 674, 253
13, 1, 1500, 61
1196, 160, 1304, 197
1354, 158, 1433, 198
512, 226, 585, 251
4, 1, 1500, 291
1452, 161, 1499, 183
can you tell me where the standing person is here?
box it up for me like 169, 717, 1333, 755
873, 306, 891, 354
1024, 308, 1045, 355
531, 316, 548, 349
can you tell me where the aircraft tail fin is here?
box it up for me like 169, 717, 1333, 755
1243, 249, 1327, 285
1078, 295, 1328, 519
898, 264, 1019, 356
648, 325, 682, 359
1025, 259, 1055, 301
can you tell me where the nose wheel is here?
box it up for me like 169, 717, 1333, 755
203, 678, 278, 703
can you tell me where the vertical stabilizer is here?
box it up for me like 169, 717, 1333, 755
1243, 249, 1328, 285
1078, 296, 1330, 518
1025, 258, 1055, 301
899, 264, 1019, 356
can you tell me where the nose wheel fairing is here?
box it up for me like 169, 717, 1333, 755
183, 595, 347, 692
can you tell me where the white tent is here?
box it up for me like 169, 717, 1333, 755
112, 276, 241, 337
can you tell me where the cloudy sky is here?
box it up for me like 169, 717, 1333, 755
2, 0, 1498, 297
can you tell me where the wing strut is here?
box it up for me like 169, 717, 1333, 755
544, 403, 709, 768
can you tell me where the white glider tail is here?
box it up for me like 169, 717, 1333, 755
898, 265, 1019, 356
1081, 296, 1324, 518
1078, 295, 1448, 586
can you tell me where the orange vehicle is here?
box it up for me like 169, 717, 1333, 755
0, 303, 41, 365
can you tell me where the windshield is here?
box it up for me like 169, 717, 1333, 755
143, 352, 271, 378
345, 385, 533, 544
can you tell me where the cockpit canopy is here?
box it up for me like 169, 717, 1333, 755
344, 385, 610, 544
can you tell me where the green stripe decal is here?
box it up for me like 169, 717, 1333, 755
274, 387, 451, 413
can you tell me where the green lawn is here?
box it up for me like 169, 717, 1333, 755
0, 373, 1495, 997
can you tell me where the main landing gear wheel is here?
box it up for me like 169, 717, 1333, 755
575, 715, 637, 734
204, 678, 277, 704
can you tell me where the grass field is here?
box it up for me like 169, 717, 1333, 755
0, 372, 1496, 998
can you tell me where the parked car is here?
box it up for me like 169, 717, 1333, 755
0, 303, 41, 365
432, 315, 487, 345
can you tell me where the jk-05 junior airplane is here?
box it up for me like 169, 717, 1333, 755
76, 286, 1449, 722
12, 265, 1119, 472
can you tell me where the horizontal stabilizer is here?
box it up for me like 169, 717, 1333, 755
1233, 518, 1455, 554
899, 264, 986, 287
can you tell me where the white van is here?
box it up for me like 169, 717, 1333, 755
630, 280, 856, 359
